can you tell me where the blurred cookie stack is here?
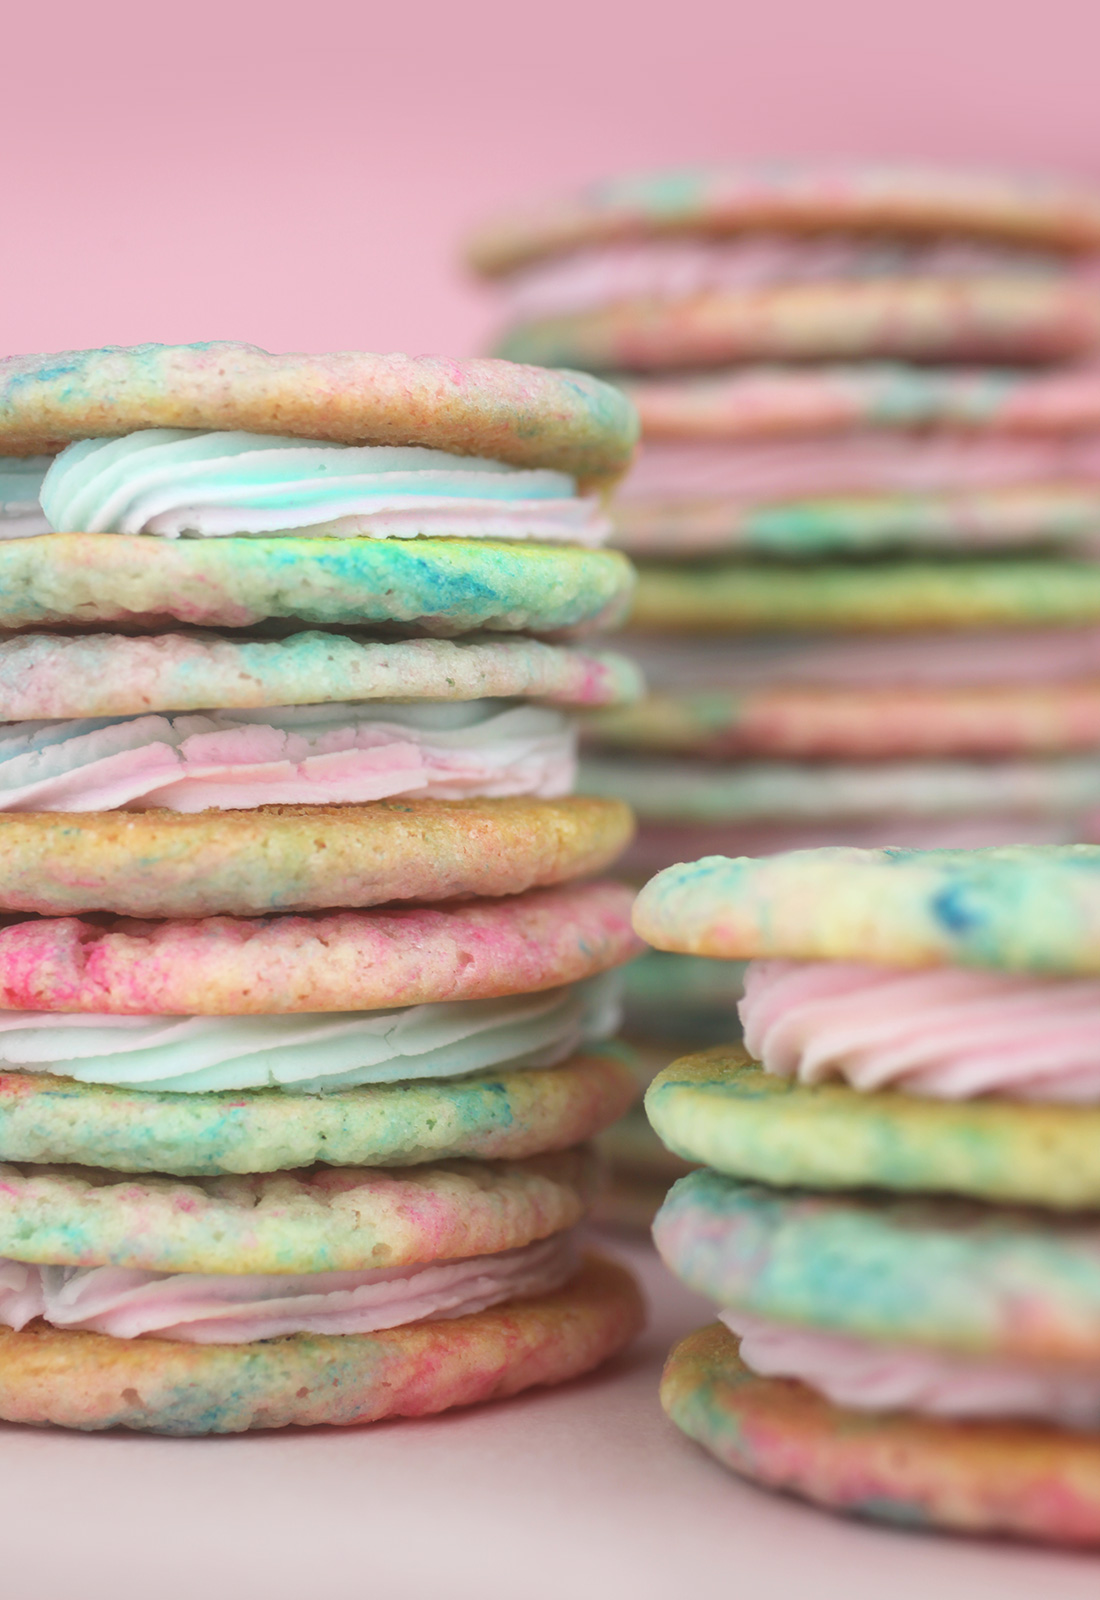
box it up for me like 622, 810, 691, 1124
0, 343, 649, 1433
469, 165, 1100, 1205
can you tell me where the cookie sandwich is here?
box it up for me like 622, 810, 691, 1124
638, 844, 1100, 1543
0, 342, 648, 1433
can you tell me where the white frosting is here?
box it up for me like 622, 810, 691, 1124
740, 958, 1100, 1101
0, 458, 52, 539
0, 700, 576, 811
618, 435, 1100, 504
622, 628, 1100, 692
0, 1232, 577, 1343
501, 237, 1071, 323
0, 972, 620, 1093
724, 1308, 1100, 1429
40, 431, 608, 545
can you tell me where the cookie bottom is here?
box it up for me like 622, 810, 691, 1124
662, 1323, 1100, 1546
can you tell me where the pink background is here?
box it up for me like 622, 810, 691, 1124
5, 0, 1100, 361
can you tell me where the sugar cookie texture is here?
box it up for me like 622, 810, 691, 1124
0, 341, 646, 1431
641, 842, 1100, 1542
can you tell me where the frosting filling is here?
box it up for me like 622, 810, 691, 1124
0, 700, 575, 811
723, 1308, 1100, 1429
501, 237, 1077, 323
0, 972, 620, 1093
740, 958, 1100, 1101
0, 1232, 577, 1343
618, 435, 1100, 504
0, 458, 52, 539
621, 629, 1100, 691
39, 431, 608, 545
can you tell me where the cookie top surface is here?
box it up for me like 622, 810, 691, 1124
0, 879, 641, 1014
656, 1168, 1100, 1363
0, 345, 638, 488
0, 1148, 596, 1275
645, 1049, 1100, 1208
1, 630, 642, 719
0, 534, 635, 635
633, 844, 1100, 973
0, 1045, 637, 1175
469, 165, 1100, 277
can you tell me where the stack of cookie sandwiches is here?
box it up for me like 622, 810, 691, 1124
637, 845, 1100, 1544
0, 342, 649, 1435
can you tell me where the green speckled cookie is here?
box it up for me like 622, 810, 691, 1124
662, 1322, 1100, 1546
629, 559, 1100, 633
645, 1049, 1100, 1208
656, 1168, 1100, 1362
632, 844, 1100, 973
0, 1045, 637, 1176
0, 533, 635, 634
0, 1148, 597, 1275
0, 795, 633, 917
0, 1253, 644, 1435
1, 630, 642, 720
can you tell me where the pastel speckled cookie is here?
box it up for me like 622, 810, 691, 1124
645, 1048, 1100, 1208
0, 533, 635, 634
629, 558, 1100, 633
0, 1253, 643, 1435
0, 1045, 637, 1176
0, 880, 641, 1014
0, 1149, 597, 1275
468, 165, 1100, 276
493, 279, 1100, 374
661, 1322, 1100, 1545
656, 1169, 1100, 1363
631, 843, 1100, 973
0, 795, 633, 917
0, 630, 642, 720
0, 345, 638, 490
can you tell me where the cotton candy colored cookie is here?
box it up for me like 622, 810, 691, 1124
645, 1049, 1100, 1207
0, 1148, 597, 1275
0, 1253, 642, 1435
587, 680, 1100, 759
632, 843, 1100, 971
661, 1322, 1100, 1545
629, 558, 1100, 632
1, 630, 642, 720
0, 1045, 637, 1176
0, 533, 635, 634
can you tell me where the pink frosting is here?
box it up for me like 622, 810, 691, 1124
501, 237, 1078, 323
618, 434, 1100, 504
0, 1233, 576, 1343
0, 707, 574, 812
740, 958, 1100, 1101
723, 1308, 1100, 1428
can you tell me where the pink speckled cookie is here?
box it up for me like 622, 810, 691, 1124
0, 796, 633, 917
663, 1323, 1100, 1545
0, 630, 642, 720
0, 880, 642, 1014
0, 1253, 643, 1434
0, 344, 637, 489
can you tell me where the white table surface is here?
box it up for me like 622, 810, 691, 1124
1, 1233, 1097, 1599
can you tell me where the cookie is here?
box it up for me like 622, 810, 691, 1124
0, 1253, 642, 1435
645, 1048, 1100, 1207
0, 880, 640, 1014
629, 558, 1100, 632
0, 533, 635, 634
0, 795, 633, 917
656, 1168, 1100, 1362
0, 1044, 637, 1176
1, 630, 642, 720
0, 345, 637, 489
661, 1322, 1100, 1545
631, 843, 1100, 972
